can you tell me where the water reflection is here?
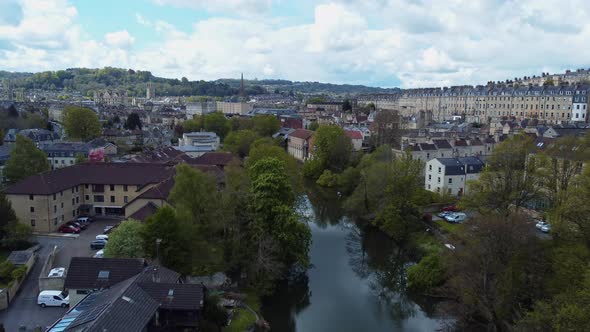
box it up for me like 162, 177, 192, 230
262, 191, 444, 332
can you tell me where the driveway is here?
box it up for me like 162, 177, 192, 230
0, 217, 120, 331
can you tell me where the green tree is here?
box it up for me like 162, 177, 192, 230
342, 99, 352, 111
143, 206, 192, 274
104, 220, 145, 258
0, 192, 17, 239
407, 251, 446, 293
4, 135, 50, 183
252, 115, 280, 136
308, 125, 352, 176
204, 112, 231, 140
63, 106, 101, 141
307, 121, 319, 131
248, 139, 301, 193
124, 113, 142, 130
75, 153, 87, 164
181, 117, 203, 133
223, 130, 259, 158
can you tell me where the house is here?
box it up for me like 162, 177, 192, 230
64, 257, 146, 306
3, 128, 60, 145
345, 130, 363, 151
0, 144, 10, 183
425, 157, 485, 196
39, 138, 117, 169
543, 126, 589, 139
176, 131, 220, 157
287, 129, 314, 161
51, 262, 205, 331
187, 152, 237, 170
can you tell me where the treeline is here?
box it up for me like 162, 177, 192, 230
0, 67, 268, 97
219, 78, 400, 94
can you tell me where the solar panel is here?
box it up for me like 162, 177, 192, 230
68, 303, 109, 329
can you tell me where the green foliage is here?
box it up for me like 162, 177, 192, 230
307, 121, 319, 131
302, 158, 323, 179
75, 153, 87, 164
230, 116, 254, 131
202, 295, 229, 329
252, 115, 280, 137
204, 112, 231, 140
181, 117, 203, 133
336, 166, 360, 194
63, 106, 101, 141
104, 220, 145, 258
0, 193, 17, 239
312, 125, 352, 175
4, 135, 50, 183
11, 265, 27, 281
1, 222, 33, 250
316, 170, 338, 187
407, 252, 446, 293
306, 96, 326, 104
0, 260, 15, 284
124, 113, 142, 130
223, 130, 259, 158
248, 139, 302, 193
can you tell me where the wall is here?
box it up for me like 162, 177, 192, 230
0, 250, 36, 311
39, 246, 65, 292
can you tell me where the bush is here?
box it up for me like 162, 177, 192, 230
316, 170, 338, 187
0, 260, 15, 283
11, 265, 27, 281
337, 166, 360, 194
303, 159, 323, 179
407, 252, 447, 293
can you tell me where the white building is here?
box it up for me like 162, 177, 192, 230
572, 88, 588, 122
176, 131, 220, 157
186, 101, 217, 117
425, 157, 485, 196
217, 102, 253, 115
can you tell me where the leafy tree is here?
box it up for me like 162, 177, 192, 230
143, 206, 192, 273
75, 153, 87, 164
104, 220, 145, 258
307, 121, 319, 131
316, 170, 338, 187
342, 99, 352, 111
0, 192, 17, 239
306, 96, 326, 104
248, 139, 301, 193
63, 106, 101, 141
223, 130, 259, 158
204, 112, 231, 140
461, 134, 540, 214
252, 115, 280, 137
2, 221, 32, 250
230, 116, 253, 131
309, 125, 352, 175
124, 113, 142, 130
4, 135, 50, 183
182, 117, 203, 133
407, 251, 446, 293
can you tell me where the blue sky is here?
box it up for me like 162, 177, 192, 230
1, 0, 589, 88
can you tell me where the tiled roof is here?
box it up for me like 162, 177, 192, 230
345, 130, 363, 140
189, 152, 236, 167
454, 139, 468, 147
289, 129, 314, 140
128, 202, 159, 222
432, 139, 452, 149
64, 257, 145, 290
5, 162, 174, 195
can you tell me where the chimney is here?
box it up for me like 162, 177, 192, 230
152, 266, 160, 283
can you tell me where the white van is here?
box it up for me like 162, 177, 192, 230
37, 290, 69, 308
95, 234, 109, 241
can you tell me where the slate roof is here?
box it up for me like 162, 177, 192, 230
5, 163, 175, 195
135, 265, 180, 284
432, 139, 452, 149
137, 282, 204, 311
128, 202, 159, 222
7, 250, 33, 265
189, 152, 236, 167
64, 257, 145, 290
434, 157, 485, 175
0, 144, 11, 163
418, 143, 437, 151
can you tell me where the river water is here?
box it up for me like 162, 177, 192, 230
261, 186, 447, 332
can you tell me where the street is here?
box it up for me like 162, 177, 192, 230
0, 218, 120, 331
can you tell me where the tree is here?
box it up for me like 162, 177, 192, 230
124, 113, 142, 130
104, 220, 145, 258
307, 121, 319, 131
461, 134, 540, 214
75, 153, 87, 164
407, 251, 446, 293
182, 117, 203, 133
223, 130, 259, 158
342, 99, 352, 112
4, 135, 50, 183
252, 115, 280, 137
63, 106, 100, 141
0, 192, 17, 239
248, 138, 301, 193
204, 112, 231, 140
144, 206, 192, 273
310, 125, 352, 175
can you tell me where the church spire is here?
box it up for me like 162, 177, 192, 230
239, 73, 245, 99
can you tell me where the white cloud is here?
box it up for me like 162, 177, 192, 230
1, 0, 590, 88
152, 0, 272, 14
104, 30, 135, 48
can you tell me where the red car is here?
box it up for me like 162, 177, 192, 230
441, 204, 458, 212
58, 224, 80, 234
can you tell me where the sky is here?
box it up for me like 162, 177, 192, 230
0, 0, 589, 88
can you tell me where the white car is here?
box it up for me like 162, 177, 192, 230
444, 243, 456, 250
535, 221, 548, 230
93, 249, 104, 258
38, 290, 69, 308
541, 224, 551, 233
95, 234, 109, 241
445, 212, 467, 224
48, 267, 66, 278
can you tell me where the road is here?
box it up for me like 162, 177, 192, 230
0, 218, 120, 331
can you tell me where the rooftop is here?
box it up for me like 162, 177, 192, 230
64, 257, 145, 290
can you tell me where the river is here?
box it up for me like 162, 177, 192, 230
261, 186, 448, 332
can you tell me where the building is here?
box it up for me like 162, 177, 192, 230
306, 102, 343, 113
287, 129, 313, 161
425, 157, 485, 196
39, 139, 117, 169
93, 89, 129, 106
572, 86, 588, 122
345, 130, 363, 151
52, 261, 205, 331
216, 102, 253, 115
0, 144, 10, 183
4, 163, 176, 232
176, 132, 220, 157
146, 82, 155, 100
3, 128, 60, 145
186, 101, 217, 117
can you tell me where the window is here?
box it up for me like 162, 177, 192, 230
29, 195, 34, 200
53, 218, 58, 225
70, 160, 74, 164
71, 188, 75, 194
437, 177, 441, 183
449, 178, 453, 184
123, 185, 128, 192
92, 184, 105, 192
110, 196, 115, 203
85, 195, 89, 201
72, 210, 75, 217
30, 206, 34, 213
72, 198, 75, 205
61, 202, 64, 208
110, 185, 115, 191
438, 167, 441, 173
85, 184, 89, 189
61, 160, 64, 164
60, 191, 63, 197
54, 205, 57, 213
55, 160, 58, 164
76, 186, 79, 193
427, 184, 431, 190
53, 194, 56, 200
61, 215, 64, 221
429, 165, 432, 171
428, 175, 432, 180
30, 219, 35, 227
76, 197, 79, 204
76, 290, 90, 295
124, 196, 128, 203
94, 195, 104, 202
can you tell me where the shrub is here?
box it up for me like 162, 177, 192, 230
316, 170, 338, 187
407, 252, 447, 293
11, 265, 27, 281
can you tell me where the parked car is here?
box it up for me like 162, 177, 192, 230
95, 234, 109, 241
67, 221, 87, 230
38, 290, 69, 308
445, 212, 467, 224
441, 204, 458, 212
444, 243, 456, 250
77, 216, 92, 224
90, 239, 108, 250
541, 224, 551, 233
58, 224, 80, 234
438, 211, 452, 218
93, 249, 104, 258
535, 220, 549, 230
48, 267, 66, 278
103, 225, 116, 234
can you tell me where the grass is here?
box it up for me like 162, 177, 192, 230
434, 219, 465, 235
223, 308, 257, 332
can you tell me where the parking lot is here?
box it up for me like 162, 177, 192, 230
0, 217, 120, 331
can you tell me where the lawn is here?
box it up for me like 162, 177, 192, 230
223, 308, 256, 332
434, 219, 464, 235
